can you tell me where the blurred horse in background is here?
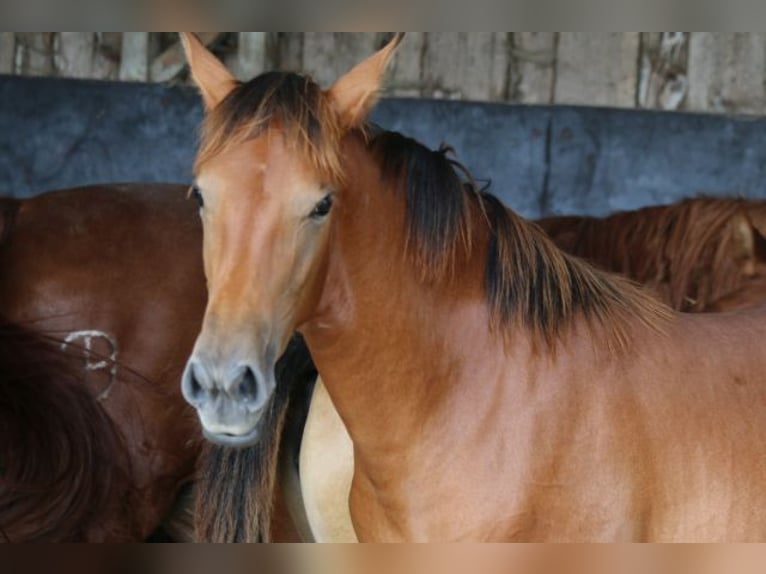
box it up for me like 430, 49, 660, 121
0, 184, 315, 542
0, 316, 131, 541
0, 184, 206, 541
539, 197, 766, 311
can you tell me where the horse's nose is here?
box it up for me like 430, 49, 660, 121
182, 360, 265, 409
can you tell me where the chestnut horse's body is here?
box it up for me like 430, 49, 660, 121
181, 33, 766, 542
538, 198, 766, 311
0, 184, 310, 541
0, 184, 205, 540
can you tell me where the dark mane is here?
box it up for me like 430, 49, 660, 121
538, 198, 766, 311
371, 132, 474, 279
202, 72, 668, 346
368, 131, 668, 346
0, 318, 131, 541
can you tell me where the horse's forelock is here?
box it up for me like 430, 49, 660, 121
195, 72, 344, 187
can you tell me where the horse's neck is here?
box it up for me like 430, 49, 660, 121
299, 166, 523, 473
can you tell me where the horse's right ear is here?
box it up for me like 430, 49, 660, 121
327, 33, 404, 129
179, 32, 237, 110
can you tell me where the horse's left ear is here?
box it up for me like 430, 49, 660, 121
729, 213, 766, 273
179, 32, 238, 110
327, 33, 404, 129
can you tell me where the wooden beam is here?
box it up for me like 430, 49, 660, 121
55, 33, 95, 79
0, 33, 14, 74
150, 32, 221, 82
275, 32, 303, 71
231, 32, 267, 80
464, 33, 510, 101
386, 32, 425, 97
55, 33, 116, 79
302, 33, 377, 88
554, 32, 640, 108
17, 33, 54, 76
688, 32, 766, 114
119, 33, 150, 81
421, 33, 510, 101
510, 33, 557, 104
637, 32, 689, 110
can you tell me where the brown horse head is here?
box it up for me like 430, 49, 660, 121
179, 32, 403, 446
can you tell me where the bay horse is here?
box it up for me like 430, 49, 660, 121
180, 32, 766, 542
538, 198, 766, 311
0, 184, 310, 541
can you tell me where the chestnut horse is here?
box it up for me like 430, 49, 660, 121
0, 184, 310, 541
538, 198, 766, 311
181, 33, 766, 542
298, 194, 766, 540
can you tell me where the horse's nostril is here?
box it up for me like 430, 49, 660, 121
183, 362, 208, 406
190, 377, 201, 398
238, 366, 259, 403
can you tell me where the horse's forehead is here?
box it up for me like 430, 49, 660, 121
200, 135, 319, 199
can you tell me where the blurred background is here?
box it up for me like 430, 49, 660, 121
3, 32, 766, 216
2, 32, 765, 113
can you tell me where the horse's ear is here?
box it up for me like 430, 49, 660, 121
730, 214, 756, 260
179, 32, 237, 110
729, 213, 766, 274
327, 33, 404, 129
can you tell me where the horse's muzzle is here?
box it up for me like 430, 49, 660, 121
181, 357, 275, 445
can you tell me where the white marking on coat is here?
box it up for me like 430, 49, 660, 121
61, 330, 119, 400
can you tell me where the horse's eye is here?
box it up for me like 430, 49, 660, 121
310, 194, 333, 219
190, 185, 204, 208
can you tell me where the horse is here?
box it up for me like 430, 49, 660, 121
0, 183, 312, 541
538, 198, 766, 311
179, 32, 766, 541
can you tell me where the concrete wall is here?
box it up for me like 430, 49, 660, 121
2, 74, 765, 218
